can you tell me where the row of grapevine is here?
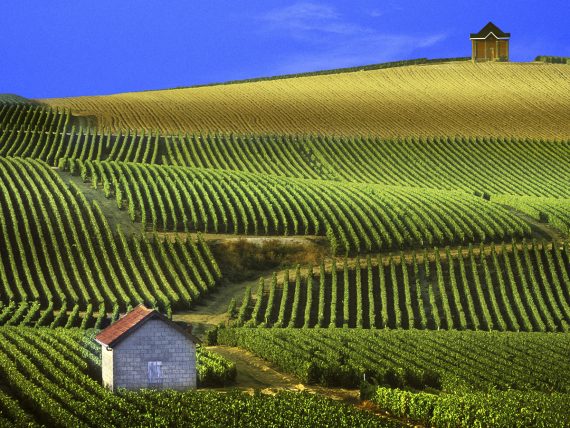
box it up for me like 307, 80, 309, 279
217, 327, 570, 392
371, 387, 570, 428
231, 241, 570, 332
494, 194, 570, 234
0, 301, 116, 329
139, 132, 570, 199
67, 159, 532, 254
0, 327, 384, 428
2, 101, 568, 199
0, 102, 162, 165
0, 157, 221, 316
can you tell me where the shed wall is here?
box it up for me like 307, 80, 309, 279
101, 346, 113, 390
473, 37, 509, 61
110, 319, 196, 391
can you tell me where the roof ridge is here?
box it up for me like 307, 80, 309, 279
470, 22, 510, 39
94, 305, 200, 347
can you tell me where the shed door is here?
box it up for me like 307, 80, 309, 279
148, 361, 163, 387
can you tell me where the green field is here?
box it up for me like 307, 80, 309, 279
1, 59, 569, 426
232, 242, 570, 331
0, 327, 394, 427
217, 328, 570, 391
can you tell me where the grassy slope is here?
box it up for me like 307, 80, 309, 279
41, 62, 570, 139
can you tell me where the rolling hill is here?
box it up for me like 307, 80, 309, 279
1, 56, 569, 427
41, 61, 570, 139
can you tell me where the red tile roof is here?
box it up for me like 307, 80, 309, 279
94, 304, 199, 347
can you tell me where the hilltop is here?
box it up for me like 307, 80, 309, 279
41, 61, 570, 139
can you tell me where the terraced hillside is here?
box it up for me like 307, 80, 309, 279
42, 62, 570, 139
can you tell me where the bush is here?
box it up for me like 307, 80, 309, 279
535, 55, 570, 64
196, 348, 237, 387
204, 325, 219, 346
211, 238, 314, 282
372, 387, 570, 427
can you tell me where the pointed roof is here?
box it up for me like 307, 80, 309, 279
95, 304, 199, 348
470, 22, 510, 39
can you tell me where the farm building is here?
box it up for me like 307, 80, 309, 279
95, 304, 199, 391
470, 22, 510, 61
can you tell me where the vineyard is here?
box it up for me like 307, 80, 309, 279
0, 157, 221, 321
42, 62, 570, 139
3, 103, 569, 241
217, 328, 570, 391
0, 327, 391, 427
3, 326, 565, 427
3, 103, 570, 201
230, 241, 570, 331
63, 159, 533, 254
1, 55, 569, 426
0, 327, 392, 427
161, 133, 570, 198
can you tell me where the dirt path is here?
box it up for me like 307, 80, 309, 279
174, 240, 564, 337
173, 269, 281, 337
54, 168, 142, 235
150, 232, 327, 246
205, 346, 415, 426
206, 346, 301, 390
501, 204, 566, 242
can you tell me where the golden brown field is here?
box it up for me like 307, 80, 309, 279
41, 62, 570, 139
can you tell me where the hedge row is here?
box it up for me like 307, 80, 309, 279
370, 386, 570, 428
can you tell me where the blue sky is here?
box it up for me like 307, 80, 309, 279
1, 0, 568, 98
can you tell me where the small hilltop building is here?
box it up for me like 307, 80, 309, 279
470, 22, 510, 62
95, 304, 199, 391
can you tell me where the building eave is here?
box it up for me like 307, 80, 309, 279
95, 305, 201, 348
470, 32, 510, 40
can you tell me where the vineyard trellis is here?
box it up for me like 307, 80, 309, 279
65, 159, 532, 254
0, 157, 221, 322
218, 327, 570, 392
231, 241, 570, 332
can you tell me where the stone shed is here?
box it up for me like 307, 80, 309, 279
95, 304, 199, 391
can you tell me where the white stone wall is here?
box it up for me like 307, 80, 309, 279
101, 346, 113, 390
109, 319, 196, 391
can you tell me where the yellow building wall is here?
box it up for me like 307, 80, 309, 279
473, 38, 509, 61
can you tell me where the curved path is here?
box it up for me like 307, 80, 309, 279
206, 345, 416, 427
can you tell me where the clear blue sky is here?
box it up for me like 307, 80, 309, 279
1, 0, 568, 98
